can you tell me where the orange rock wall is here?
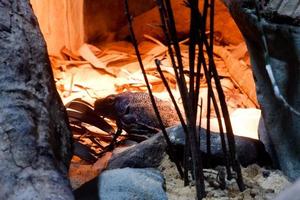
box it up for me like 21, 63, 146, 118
30, 0, 243, 56
30, 0, 84, 57
117, 0, 244, 45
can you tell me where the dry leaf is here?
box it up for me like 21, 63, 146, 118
61, 46, 82, 60
98, 53, 129, 67
79, 43, 116, 77
92, 152, 113, 172
228, 42, 247, 60
213, 45, 258, 107
100, 41, 135, 54
85, 43, 103, 57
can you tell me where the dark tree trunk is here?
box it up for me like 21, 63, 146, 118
0, 0, 73, 199
223, 0, 300, 180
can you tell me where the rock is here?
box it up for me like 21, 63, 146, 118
168, 125, 272, 167
0, 1, 73, 199
258, 116, 277, 165
117, 0, 244, 45
75, 168, 167, 200
233, 132, 272, 167
116, 0, 243, 45
263, 0, 300, 26
99, 168, 167, 200
108, 125, 271, 170
274, 178, 299, 200
32, 0, 244, 57
83, 0, 157, 44
107, 133, 167, 169
224, 0, 300, 180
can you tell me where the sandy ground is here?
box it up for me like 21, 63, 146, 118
159, 156, 290, 200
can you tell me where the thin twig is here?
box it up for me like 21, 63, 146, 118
194, 7, 245, 190
198, 39, 232, 179
209, 0, 215, 52
155, 59, 190, 185
124, 0, 183, 178
156, 0, 192, 185
155, 59, 187, 130
188, 0, 235, 184
202, 0, 232, 179
156, 0, 189, 114
206, 89, 212, 167
187, 0, 198, 124
158, 0, 206, 198
198, 98, 203, 145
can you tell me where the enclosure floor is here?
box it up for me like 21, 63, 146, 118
159, 156, 290, 200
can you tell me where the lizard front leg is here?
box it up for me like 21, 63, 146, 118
106, 119, 123, 151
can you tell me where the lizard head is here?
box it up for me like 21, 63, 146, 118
94, 94, 117, 120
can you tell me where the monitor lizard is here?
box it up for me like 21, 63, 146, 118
94, 91, 180, 138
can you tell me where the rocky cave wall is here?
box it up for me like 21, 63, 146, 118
223, 0, 300, 180
0, 0, 73, 199
30, 0, 300, 185
30, 0, 244, 57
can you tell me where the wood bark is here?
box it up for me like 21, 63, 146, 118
263, 0, 300, 25
223, 0, 300, 180
0, 0, 73, 199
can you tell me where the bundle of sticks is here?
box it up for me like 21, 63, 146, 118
124, 0, 245, 199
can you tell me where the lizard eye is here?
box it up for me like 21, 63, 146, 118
105, 96, 115, 105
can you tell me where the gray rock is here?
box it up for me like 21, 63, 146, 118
0, 0, 73, 199
107, 133, 167, 169
224, 0, 300, 180
99, 168, 167, 200
168, 125, 272, 167
274, 178, 299, 200
263, 0, 300, 25
74, 168, 167, 200
108, 125, 271, 170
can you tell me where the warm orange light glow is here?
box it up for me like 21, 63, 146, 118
203, 108, 260, 139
